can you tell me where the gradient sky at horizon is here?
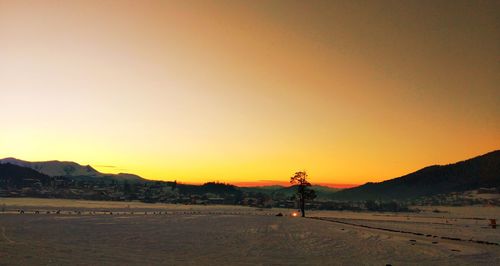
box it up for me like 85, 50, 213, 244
1, 0, 499, 186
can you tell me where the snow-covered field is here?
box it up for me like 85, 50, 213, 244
0, 198, 499, 265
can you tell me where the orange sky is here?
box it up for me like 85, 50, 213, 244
0, 0, 498, 186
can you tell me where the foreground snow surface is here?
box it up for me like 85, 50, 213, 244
0, 198, 499, 265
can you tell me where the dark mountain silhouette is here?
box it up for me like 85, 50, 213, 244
177, 182, 242, 197
0, 157, 145, 182
333, 150, 500, 200
114, 173, 146, 182
0, 163, 51, 188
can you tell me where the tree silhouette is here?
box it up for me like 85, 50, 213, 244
290, 171, 316, 217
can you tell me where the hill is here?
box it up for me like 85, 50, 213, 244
333, 150, 500, 200
0, 158, 145, 182
0, 157, 100, 177
0, 163, 51, 188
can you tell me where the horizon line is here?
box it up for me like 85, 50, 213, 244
179, 180, 359, 189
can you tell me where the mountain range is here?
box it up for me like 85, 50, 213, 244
1, 150, 499, 200
0, 157, 145, 182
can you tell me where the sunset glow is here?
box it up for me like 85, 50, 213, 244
1, 0, 498, 186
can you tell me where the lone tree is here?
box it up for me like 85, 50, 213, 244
290, 171, 316, 217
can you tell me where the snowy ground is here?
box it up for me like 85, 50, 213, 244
0, 198, 499, 265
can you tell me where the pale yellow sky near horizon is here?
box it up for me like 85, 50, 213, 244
1, 0, 499, 185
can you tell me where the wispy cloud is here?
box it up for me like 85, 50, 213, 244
94, 165, 116, 168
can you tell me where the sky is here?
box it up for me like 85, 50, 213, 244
0, 0, 498, 187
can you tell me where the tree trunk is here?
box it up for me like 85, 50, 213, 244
300, 196, 305, 217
